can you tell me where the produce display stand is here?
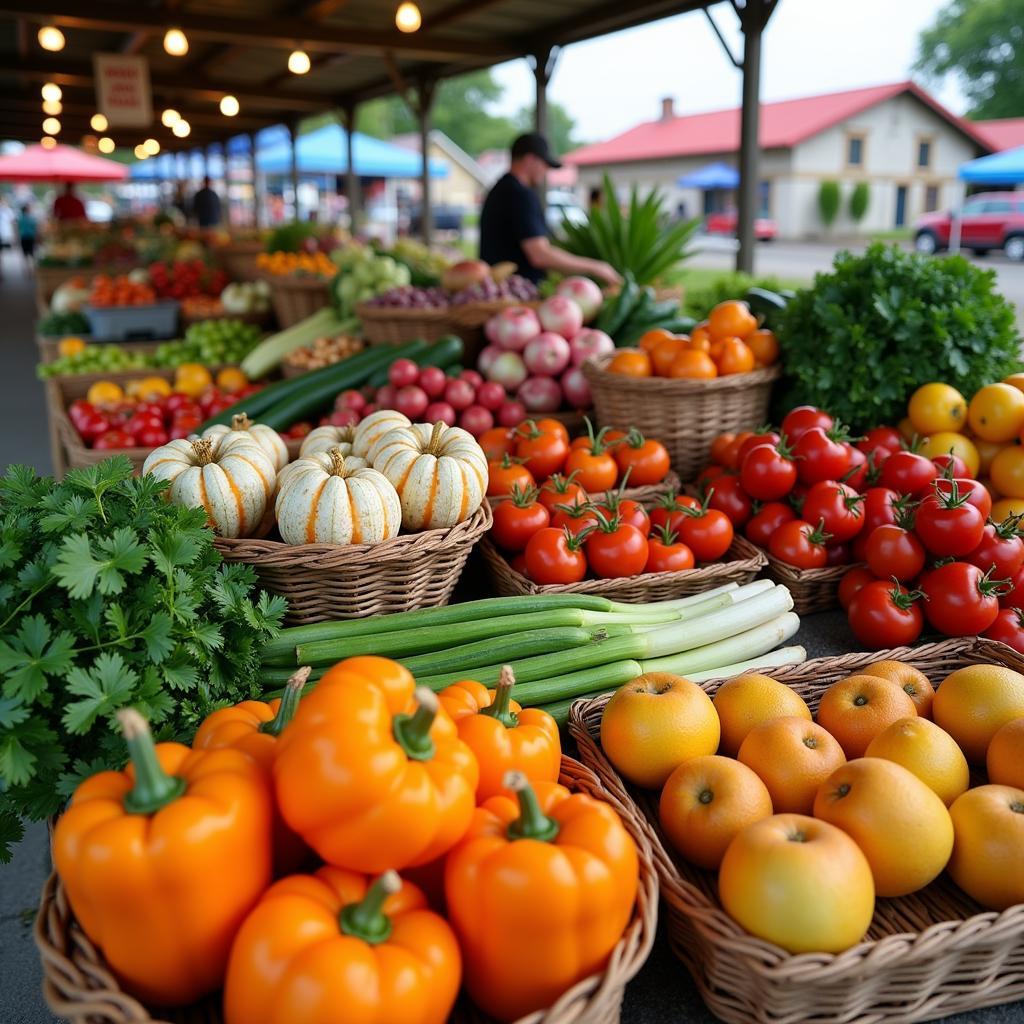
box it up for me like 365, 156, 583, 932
34, 265, 91, 308
356, 301, 454, 345
35, 754, 659, 1024
582, 353, 780, 481
265, 275, 331, 329
569, 636, 1024, 1024
83, 302, 179, 343
180, 308, 272, 330
36, 336, 165, 364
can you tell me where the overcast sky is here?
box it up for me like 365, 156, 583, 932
490, 0, 964, 144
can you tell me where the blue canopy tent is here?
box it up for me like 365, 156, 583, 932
948, 145, 1024, 253
677, 162, 740, 189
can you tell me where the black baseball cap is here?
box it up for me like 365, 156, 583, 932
511, 132, 562, 168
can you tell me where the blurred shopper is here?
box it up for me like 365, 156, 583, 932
52, 182, 86, 222
192, 176, 222, 228
17, 204, 37, 265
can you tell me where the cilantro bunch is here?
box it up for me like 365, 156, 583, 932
0, 457, 287, 861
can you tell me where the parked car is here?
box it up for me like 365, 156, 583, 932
914, 192, 1024, 261
408, 204, 463, 234
704, 209, 778, 241
547, 190, 587, 235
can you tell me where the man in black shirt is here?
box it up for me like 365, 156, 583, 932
479, 132, 621, 287
192, 176, 222, 228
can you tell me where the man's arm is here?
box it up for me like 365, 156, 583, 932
521, 236, 622, 287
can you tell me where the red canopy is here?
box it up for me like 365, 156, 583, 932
0, 144, 128, 182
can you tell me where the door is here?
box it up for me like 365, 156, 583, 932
959, 196, 990, 245
894, 185, 907, 228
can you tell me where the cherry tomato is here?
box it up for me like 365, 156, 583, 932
932, 476, 992, 521
792, 426, 852, 484
537, 473, 588, 514
491, 485, 550, 552
736, 430, 782, 468
136, 424, 169, 448
851, 528, 872, 564
739, 442, 797, 501
79, 410, 112, 442
879, 450, 938, 497
595, 496, 650, 535
514, 421, 570, 479
721, 431, 755, 470
842, 444, 871, 492
479, 426, 516, 461
781, 406, 834, 441
857, 426, 903, 461
862, 487, 903, 535
839, 566, 878, 610
768, 519, 830, 569
932, 452, 971, 480
678, 504, 735, 562
550, 501, 599, 538
745, 501, 796, 549
169, 417, 200, 440
848, 580, 924, 648
865, 524, 926, 582
825, 543, 850, 566
710, 433, 735, 466
644, 525, 695, 574
649, 492, 701, 535
983, 607, 1024, 653
524, 527, 589, 585
531, 418, 571, 445
586, 516, 649, 579
487, 454, 535, 497
967, 518, 1024, 581
93, 429, 137, 450
68, 399, 97, 431
915, 483, 986, 557
696, 464, 727, 490
613, 429, 670, 486
126, 412, 164, 438
801, 480, 865, 542
164, 392, 196, 415
706, 474, 753, 527
1001, 564, 1024, 608
921, 561, 1005, 636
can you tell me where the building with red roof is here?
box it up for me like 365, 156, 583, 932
566, 82, 992, 239
972, 118, 1024, 152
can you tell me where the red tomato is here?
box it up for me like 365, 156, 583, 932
509, 552, 529, 577
710, 433, 735, 466
915, 484, 986, 557
479, 426, 516, 462
524, 527, 589, 585
706, 474, 753, 528
491, 487, 550, 552
164, 392, 196, 415
721, 431, 755, 470
537, 473, 588, 514
677, 505, 734, 562
550, 502, 599, 538
862, 487, 903, 535
564, 444, 619, 493
842, 444, 871, 492
169, 418, 200, 440
586, 517, 649, 578
487, 455, 535, 497
848, 580, 924, 648
984, 607, 1024, 653
801, 481, 865, 543
739, 442, 797, 501
696, 464, 728, 490
78, 410, 112, 442
865, 524, 926, 582
613, 430, 671, 486
595, 496, 650, 535
768, 519, 830, 569
792, 427, 852, 485
531, 418, 571, 445
921, 561, 1005, 636
1001, 564, 1024, 608
932, 452, 971, 480
93, 429, 137, 450
649, 492, 701, 535
514, 422, 570, 479
857, 426, 903, 461
781, 406, 834, 441
839, 566, 877, 610
736, 430, 782, 468
136, 424, 169, 447
68, 399, 97, 431
745, 501, 796, 549
879, 450, 938, 497
825, 543, 850, 566
968, 519, 1024, 581
851, 528, 872, 564
932, 477, 992, 521
126, 412, 164, 438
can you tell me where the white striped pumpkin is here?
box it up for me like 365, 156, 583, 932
203, 414, 289, 472
351, 409, 411, 458
370, 421, 487, 531
143, 434, 276, 538
275, 447, 401, 546
299, 424, 357, 459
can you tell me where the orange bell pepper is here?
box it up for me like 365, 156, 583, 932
193, 667, 311, 874
445, 771, 639, 1022
52, 709, 272, 1006
438, 666, 561, 800
224, 867, 460, 1024
273, 655, 478, 872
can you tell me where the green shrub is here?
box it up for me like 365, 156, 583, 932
850, 181, 870, 223
778, 244, 1020, 429
682, 272, 785, 320
818, 181, 841, 228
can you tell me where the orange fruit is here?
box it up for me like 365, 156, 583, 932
746, 328, 779, 367
86, 380, 124, 406
860, 661, 935, 718
600, 673, 720, 789
687, 333, 710, 354
57, 336, 86, 357
813, 758, 953, 897
718, 814, 875, 954
968, 382, 1024, 442
690, 323, 712, 349
713, 673, 812, 756
864, 717, 969, 806
129, 376, 173, 400
217, 367, 249, 393
650, 337, 686, 376
175, 362, 215, 399
737, 716, 846, 814
658, 755, 773, 870
715, 337, 756, 376
816, 674, 918, 759
639, 327, 677, 353
608, 350, 652, 378
668, 349, 718, 379
1004, 372, 1024, 393
932, 664, 1024, 763
986, 717, 1024, 788
708, 299, 757, 341
947, 785, 1024, 910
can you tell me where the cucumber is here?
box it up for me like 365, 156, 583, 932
603, 274, 641, 339
745, 287, 789, 328
366, 335, 464, 388
655, 315, 699, 335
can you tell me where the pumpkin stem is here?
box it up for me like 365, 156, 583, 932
480, 665, 519, 729
504, 771, 560, 843
339, 871, 400, 945
326, 446, 348, 477
191, 438, 215, 466
392, 686, 438, 761
259, 666, 310, 736
117, 709, 186, 815
230, 413, 253, 431
426, 419, 446, 456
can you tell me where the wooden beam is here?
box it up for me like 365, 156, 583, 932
428, 0, 506, 31
5, 94, 267, 129
16, 17, 30, 57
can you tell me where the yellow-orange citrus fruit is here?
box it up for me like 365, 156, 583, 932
719, 814, 875, 954
737, 716, 846, 814
713, 673, 812, 756
816, 675, 918, 759
860, 661, 935, 718
86, 380, 124, 406
986, 717, 1024, 788
601, 673, 720, 789
813, 758, 954, 897
864, 717, 969, 806
659, 755, 773, 870
947, 785, 1024, 910
932, 664, 1024, 763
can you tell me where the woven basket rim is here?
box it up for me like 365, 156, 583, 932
266, 275, 332, 291
447, 298, 540, 327
487, 471, 681, 510
355, 301, 451, 322
582, 352, 781, 395
764, 552, 863, 584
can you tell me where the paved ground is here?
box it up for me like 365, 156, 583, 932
1, 248, 1021, 1023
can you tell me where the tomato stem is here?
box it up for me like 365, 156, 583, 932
260, 666, 310, 736
339, 871, 400, 945
504, 771, 560, 842
508, 482, 541, 508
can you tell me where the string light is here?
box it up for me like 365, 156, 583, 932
42, 117, 61, 136
134, 144, 148, 160
143, 138, 160, 155
172, 119, 191, 138
42, 99, 62, 116
220, 95, 239, 117
161, 108, 180, 128
395, 2, 422, 32
90, 113, 108, 132
98, 137, 115, 154
287, 49, 311, 74
41, 136, 57, 150
41, 82, 62, 103
163, 27, 188, 56
37, 25, 65, 51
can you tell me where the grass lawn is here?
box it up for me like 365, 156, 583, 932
867, 228, 913, 243
669, 265, 807, 291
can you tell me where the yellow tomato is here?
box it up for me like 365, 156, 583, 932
897, 417, 916, 443
174, 362, 214, 399
216, 367, 249, 393
917, 432, 980, 477
974, 438, 1006, 476
1003, 373, 1024, 394
993, 497, 1024, 521
990, 445, 1024, 499
86, 380, 124, 406
134, 376, 173, 400
58, 336, 87, 357
968, 383, 1024, 442
908, 383, 967, 435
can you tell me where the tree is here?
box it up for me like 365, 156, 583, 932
849, 181, 870, 224
915, 0, 1024, 118
818, 181, 841, 229
514, 101, 580, 156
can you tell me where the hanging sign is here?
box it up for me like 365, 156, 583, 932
93, 54, 153, 127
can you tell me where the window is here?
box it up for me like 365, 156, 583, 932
847, 136, 864, 166
917, 140, 931, 168
758, 179, 771, 217
982, 200, 1013, 213
962, 197, 987, 215
925, 185, 939, 212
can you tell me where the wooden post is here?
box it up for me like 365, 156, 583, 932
247, 132, 260, 227
341, 103, 360, 234
418, 77, 436, 245
530, 47, 560, 209
288, 120, 300, 220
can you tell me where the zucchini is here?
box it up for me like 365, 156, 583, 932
745, 287, 789, 328
366, 335, 464, 388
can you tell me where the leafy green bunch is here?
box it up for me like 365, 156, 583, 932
0, 458, 286, 861
777, 244, 1020, 429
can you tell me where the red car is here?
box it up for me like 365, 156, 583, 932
705, 210, 779, 241
914, 192, 1024, 261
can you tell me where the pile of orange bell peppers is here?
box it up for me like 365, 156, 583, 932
53, 655, 640, 1024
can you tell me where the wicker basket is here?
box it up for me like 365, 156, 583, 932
355, 302, 454, 345
266, 275, 330, 329
35, 754, 658, 1024
216, 240, 265, 281
582, 353, 780, 482
35, 264, 92, 307
214, 502, 493, 624
764, 554, 861, 615
569, 635, 1024, 1024
488, 471, 682, 511
446, 299, 540, 361
480, 534, 766, 601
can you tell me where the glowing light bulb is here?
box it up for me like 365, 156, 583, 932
287, 49, 310, 75
42, 99, 62, 116
172, 119, 191, 138
90, 113, 108, 132
143, 138, 160, 155
98, 137, 115, 154
37, 26, 65, 51
42, 117, 61, 136
41, 82, 62, 103
41, 136, 57, 150
161, 108, 180, 128
163, 27, 188, 56
395, 2, 421, 32
220, 95, 239, 117
134, 144, 148, 160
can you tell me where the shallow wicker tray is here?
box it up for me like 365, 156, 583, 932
479, 533, 766, 601
569, 635, 1024, 1024
214, 502, 493, 625
266, 275, 330, 329
582, 353, 780, 482
35, 754, 658, 1024
355, 301, 454, 345
763, 553, 861, 615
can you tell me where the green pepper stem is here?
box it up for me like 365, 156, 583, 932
259, 666, 311, 736
480, 665, 519, 729
117, 709, 186, 815
339, 871, 400, 945
504, 770, 560, 842
392, 687, 438, 761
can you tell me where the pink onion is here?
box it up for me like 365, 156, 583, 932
517, 376, 563, 412
497, 400, 527, 427
537, 295, 584, 340
560, 366, 592, 408
487, 305, 542, 351
555, 276, 603, 322
425, 401, 457, 426
523, 332, 571, 377
477, 344, 502, 376
459, 404, 495, 436
569, 328, 615, 366
486, 351, 528, 390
